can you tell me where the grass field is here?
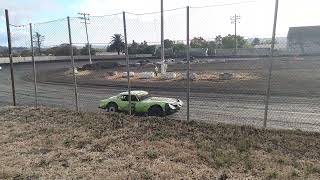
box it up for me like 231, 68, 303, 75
0, 106, 319, 179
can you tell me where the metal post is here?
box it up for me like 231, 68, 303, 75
67, 17, 79, 112
160, 0, 165, 74
29, 23, 38, 108
264, 0, 279, 128
5, 9, 16, 106
123, 12, 131, 115
186, 6, 190, 121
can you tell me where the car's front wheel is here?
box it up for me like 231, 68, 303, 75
148, 105, 164, 117
107, 102, 118, 113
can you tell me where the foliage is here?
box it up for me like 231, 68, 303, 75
108, 34, 125, 55
172, 43, 186, 52
190, 37, 208, 48
164, 39, 174, 48
251, 38, 261, 46
80, 44, 96, 55
45, 44, 80, 56
33, 32, 45, 55
128, 40, 155, 54
215, 35, 223, 49
221, 34, 247, 49
20, 50, 32, 57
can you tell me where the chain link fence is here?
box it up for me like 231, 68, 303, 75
2, 1, 320, 132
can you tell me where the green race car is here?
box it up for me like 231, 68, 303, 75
99, 90, 183, 116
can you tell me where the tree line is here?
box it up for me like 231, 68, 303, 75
1, 32, 269, 57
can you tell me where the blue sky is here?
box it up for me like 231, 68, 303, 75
1, 0, 320, 47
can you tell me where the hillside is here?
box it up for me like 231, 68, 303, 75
0, 106, 319, 179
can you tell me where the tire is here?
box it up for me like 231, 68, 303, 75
148, 106, 164, 117
107, 103, 118, 113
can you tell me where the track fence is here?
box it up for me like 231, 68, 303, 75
2, 0, 320, 132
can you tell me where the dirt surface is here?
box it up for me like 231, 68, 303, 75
36, 57, 320, 97
0, 106, 320, 179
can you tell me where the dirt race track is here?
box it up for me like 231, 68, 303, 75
1, 56, 320, 132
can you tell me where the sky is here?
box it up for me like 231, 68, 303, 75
1, 0, 320, 47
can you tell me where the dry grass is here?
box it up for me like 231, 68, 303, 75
0, 106, 319, 179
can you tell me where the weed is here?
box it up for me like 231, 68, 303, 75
63, 136, 73, 147
46, 127, 54, 134
145, 148, 159, 160
212, 150, 233, 168
141, 169, 152, 180
291, 170, 299, 177
149, 129, 171, 141
243, 154, 253, 172
266, 171, 278, 180
305, 164, 320, 176
218, 172, 228, 180
237, 138, 251, 153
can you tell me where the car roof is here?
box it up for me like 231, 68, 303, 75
119, 90, 149, 96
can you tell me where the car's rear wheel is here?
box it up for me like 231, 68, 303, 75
107, 103, 118, 113
148, 106, 164, 117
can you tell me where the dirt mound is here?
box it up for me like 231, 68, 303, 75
0, 106, 319, 179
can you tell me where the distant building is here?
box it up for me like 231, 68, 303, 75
287, 26, 320, 55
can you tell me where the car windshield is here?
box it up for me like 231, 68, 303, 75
139, 95, 150, 101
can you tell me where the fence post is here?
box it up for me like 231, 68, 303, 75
186, 6, 190, 121
263, 0, 279, 128
67, 16, 79, 112
5, 9, 16, 106
123, 12, 131, 115
29, 23, 38, 108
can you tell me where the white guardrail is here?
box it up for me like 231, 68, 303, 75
0, 54, 153, 64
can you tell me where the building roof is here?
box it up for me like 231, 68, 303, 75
120, 91, 148, 96
288, 26, 320, 43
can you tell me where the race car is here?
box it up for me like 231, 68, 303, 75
99, 90, 183, 116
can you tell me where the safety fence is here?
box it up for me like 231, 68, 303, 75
2, 0, 320, 132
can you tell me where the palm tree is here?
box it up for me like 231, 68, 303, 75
109, 34, 125, 55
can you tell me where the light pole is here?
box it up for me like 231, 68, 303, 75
78, 12, 92, 64
230, 14, 241, 55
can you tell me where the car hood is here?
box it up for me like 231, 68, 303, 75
143, 97, 183, 105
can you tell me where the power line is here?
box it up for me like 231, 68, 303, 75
190, 1, 256, 9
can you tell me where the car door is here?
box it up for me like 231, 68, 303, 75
119, 95, 138, 112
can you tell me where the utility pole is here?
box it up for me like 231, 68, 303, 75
160, 0, 166, 74
78, 13, 92, 64
230, 14, 240, 55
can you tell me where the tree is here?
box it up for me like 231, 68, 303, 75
190, 37, 208, 48
207, 41, 216, 49
221, 34, 247, 49
164, 39, 174, 48
80, 44, 96, 55
215, 35, 223, 49
108, 34, 125, 55
46, 44, 79, 56
172, 43, 186, 52
251, 38, 261, 46
20, 50, 32, 57
33, 32, 44, 55
128, 40, 155, 54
